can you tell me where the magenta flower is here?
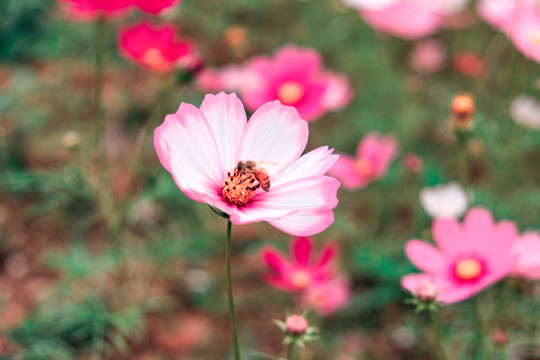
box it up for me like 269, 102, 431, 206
328, 132, 397, 190
261, 236, 349, 315
119, 21, 194, 74
197, 46, 353, 121
59, 0, 132, 21
261, 236, 339, 291
59, 0, 180, 21
134, 0, 182, 14
512, 231, 540, 280
403, 207, 518, 304
154, 92, 340, 236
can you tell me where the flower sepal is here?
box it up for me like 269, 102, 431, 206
274, 312, 319, 348
208, 205, 230, 219
405, 294, 440, 314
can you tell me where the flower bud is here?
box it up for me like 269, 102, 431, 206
417, 280, 438, 302
285, 315, 309, 336
450, 92, 475, 132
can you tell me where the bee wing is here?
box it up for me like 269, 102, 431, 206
254, 161, 280, 179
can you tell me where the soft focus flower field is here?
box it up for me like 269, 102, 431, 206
0, 0, 540, 359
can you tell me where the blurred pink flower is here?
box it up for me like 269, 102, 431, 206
154, 92, 340, 236
410, 39, 446, 74
261, 236, 339, 291
59, 0, 132, 21
285, 314, 309, 335
328, 132, 398, 190
476, 0, 516, 33
301, 276, 350, 315
404, 207, 518, 304
401, 273, 444, 302
119, 21, 194, 74
361, 1, 444, 39
197, 46, 353, 121
512, 231, 540, 280
346, 0, 468, 39
478, 0, 540, 64
134, 0, 181, 14
403, 153, 423, 173
59, 0, 181, 20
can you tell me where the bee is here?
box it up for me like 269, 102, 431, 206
237, 160, 272, 192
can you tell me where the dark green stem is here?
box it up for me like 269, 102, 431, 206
286, 341, 295, 360
226, 220, 241, 360
472, 296, 486, 359
428, 309, 450, 360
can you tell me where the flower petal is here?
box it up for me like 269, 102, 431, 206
405, 240, 448, 273
273, 146, 339, 186
432, 217, 469, 255
154, 103, 224, 201
292, 237, 313, 266
199, 92, 247, 171
268, 208, 336, 236
327, 154, 366, 190
464, 207, 495, 254
238, 101, 308, 172
261, 246, 291, 273
316, 242, 338, 267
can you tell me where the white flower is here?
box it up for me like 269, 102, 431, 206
511, 95, 540, 129
419, 182, 469, 219
342, 0, 400, 11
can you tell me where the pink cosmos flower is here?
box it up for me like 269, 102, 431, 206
59, 0, 180, 21
346, 0, 468, 39
197, 46, 353, 121
301, 276, 350, 315
512, 231, 540, 280
478, 0, 540, 64
328, 132, 397, 190
410, 39, 446, 74
59, 0, 132, 21
261, 236, 339, 291
154, 92, 340, 236
401, 273, 443, 302
134, 0, 182, 14
119, 21, 194, 74
361, 1, 444, 39
403, 207, 518, 304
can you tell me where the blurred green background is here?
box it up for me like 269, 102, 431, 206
0, 0, 539, 359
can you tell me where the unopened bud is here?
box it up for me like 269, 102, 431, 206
285, 315, 309, 336
450, 93, 475, 131
492, 329, 509, 346
417, 280, 437, 302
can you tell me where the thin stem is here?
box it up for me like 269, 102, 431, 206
472, 296, 486, 360
286, 342, 295, 360
428, 309, 450, 360
92, 16, 121, 245
458, 135, 469, 188
226, 220, 241, 360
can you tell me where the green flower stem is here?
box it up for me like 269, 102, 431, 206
458, 134, 469, 188
472, 296, 486, 359
226, 220, 241, 360
92, 16, 121, 245
286, 341, 295, 360
428, 309, 450, 360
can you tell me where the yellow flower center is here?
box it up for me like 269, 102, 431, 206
222, 165, 258, 207
142, 48, 169, 72
455, 258, 482, 281
277, 81, 305, 105
291, 270, 310, 289
354, 158, 374, 177
530, 31, 540, 47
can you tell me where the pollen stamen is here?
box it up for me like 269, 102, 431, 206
222, 166, 258, 206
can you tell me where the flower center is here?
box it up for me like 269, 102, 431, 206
277, 81, 305, 105
222, 166, 258, 207
291, 270, 310, 289
455, 258, 482, 281
354, 158, 374, 177
142, 48, 169, 72
531, 31, 540, 47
